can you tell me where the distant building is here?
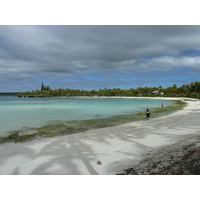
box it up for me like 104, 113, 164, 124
152, 90, 164, 95
152, 90, 159, 94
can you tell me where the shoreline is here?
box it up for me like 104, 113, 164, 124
15, 95, 197, 101
0, 97, 186, 144
0, 98, 199, 175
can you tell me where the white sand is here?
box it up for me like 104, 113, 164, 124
0, 98, 200, 175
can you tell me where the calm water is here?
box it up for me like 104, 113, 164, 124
0, 97, 174, 137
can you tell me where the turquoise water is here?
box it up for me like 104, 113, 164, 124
0, 97, 174, 137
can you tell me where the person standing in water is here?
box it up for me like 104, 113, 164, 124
146, 108, 150, 119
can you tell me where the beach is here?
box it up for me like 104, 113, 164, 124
0, 97, 199, 175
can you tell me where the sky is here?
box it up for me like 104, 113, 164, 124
0, 25, 200, 92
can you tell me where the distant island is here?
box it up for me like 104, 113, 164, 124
16, 81, 200, 99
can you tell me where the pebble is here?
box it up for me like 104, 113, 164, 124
97, 161, 102, 165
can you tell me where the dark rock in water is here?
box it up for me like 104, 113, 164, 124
97, 161, 102, 165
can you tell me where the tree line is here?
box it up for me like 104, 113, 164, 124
16, 81, 200, 99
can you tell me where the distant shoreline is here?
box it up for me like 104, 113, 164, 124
15, 95, 197, 101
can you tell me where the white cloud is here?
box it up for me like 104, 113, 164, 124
121, 56, 200, 73
151, 56, 200, 70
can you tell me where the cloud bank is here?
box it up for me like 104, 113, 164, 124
0, 25, 200, 91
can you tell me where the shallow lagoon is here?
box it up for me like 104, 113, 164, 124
0, 97, 174, 138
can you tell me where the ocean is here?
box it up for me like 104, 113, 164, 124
0, 97, 174, 137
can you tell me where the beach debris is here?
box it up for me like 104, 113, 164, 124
97, 161, 102, 165
117, 134, 200, 175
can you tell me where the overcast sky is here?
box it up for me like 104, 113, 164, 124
0, 25, 200, 92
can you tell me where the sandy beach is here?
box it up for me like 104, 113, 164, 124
0, 97, 199, 175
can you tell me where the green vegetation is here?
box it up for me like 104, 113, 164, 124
0, 101, 187, 145
16, 81, 200, 99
